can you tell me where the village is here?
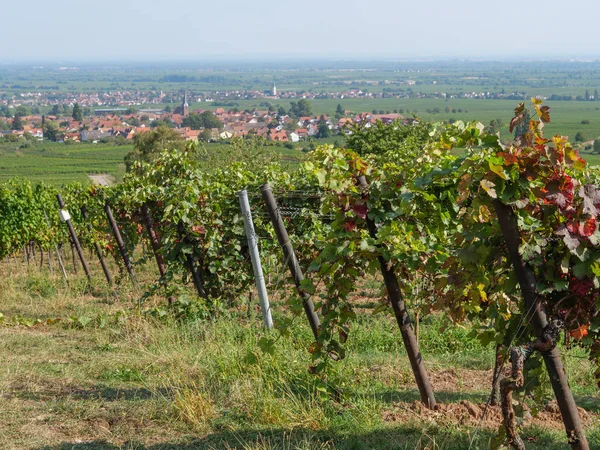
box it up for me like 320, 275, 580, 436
0, 92, 409, 144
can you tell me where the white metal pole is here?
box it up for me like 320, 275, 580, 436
238, 189, 273, 329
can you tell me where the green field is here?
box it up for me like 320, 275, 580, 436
0, 142, 131, 185
0, 140, 309, 185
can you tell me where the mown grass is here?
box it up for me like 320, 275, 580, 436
0, 257, 598, 449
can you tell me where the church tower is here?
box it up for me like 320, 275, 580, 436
182, 91, 189, 117
272, 80, 277, 97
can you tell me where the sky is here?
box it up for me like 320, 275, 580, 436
3, 0, 600, 62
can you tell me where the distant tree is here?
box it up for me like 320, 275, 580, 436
15, 105, 31, 116
289, 99, 312, 117
315, 115, 331, 139
267, 120, 278, 130
42, 120, 59, 141
125, 126, 186, 172
164, 105, 172, 113
594, 138, 600, 153
199, 129, 212, 142
0, 119, 9, 130
181, 113, 202, 130
114, 135, 127, 145
182, 111, 223, 130
72, 103, 83, 121
268, 105, 275, 113
12, 113, 23, 130
51, 105, 61, 116
128, 117, 140, 127
585, 90, 590, 101
596, 89, 600, 101
150, 119, 171, 129
277, 106, 287, 116
201, 111, 223, 129
575, 131, 585, 142
125, 107, 138, 115
581, 119, 590, 125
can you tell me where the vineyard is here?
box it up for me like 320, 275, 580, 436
0, 101, 599, 449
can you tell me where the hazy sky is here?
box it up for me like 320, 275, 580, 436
3, 0, 600, 62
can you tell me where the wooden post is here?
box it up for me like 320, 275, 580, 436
104, 200, 137, 285
494, 200, 588, 449
490, 343, 504, 406
260, 183, 320, 339
81, 205, 113, 286
70, 239, 78, 274
42, 207, 68, 283
141, 204, 175, 304
358, 175, 436, 409
56, 194, 92, 284
177, 222, 207, 299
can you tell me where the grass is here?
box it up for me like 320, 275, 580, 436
0, 257, 598, 449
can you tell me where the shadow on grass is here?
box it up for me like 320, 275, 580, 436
8, 384, 170, 402
575, 394, 600, 413
34, 424, 598, 450
372, 389, 488, 405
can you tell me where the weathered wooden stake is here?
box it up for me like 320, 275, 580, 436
81, 205, 113, 286
495, 200, 588, 449
42, 207, 68, 282
260, 183, 320, 339
141, 204, 175, 304
490, 343, 504, 406
358, 175, 436, 409
177, 222, 207, 299
104, 200, 137, 285
47, 250, 53, 274
70, 239, 78, 274
56, 194, 92, 284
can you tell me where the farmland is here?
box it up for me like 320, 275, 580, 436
0, 141, 305, 185
0, 142, 130, 185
